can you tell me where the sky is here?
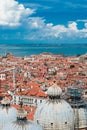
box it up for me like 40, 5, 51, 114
0, 0, 87, 44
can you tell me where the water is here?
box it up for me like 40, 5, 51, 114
0, 43, 87, 57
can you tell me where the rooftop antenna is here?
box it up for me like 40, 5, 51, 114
13, 68, 16, 90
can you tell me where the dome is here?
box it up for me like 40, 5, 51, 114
2, 120, 43, 130
47, 83, 62, 96
0, 97, 17, 129
2, 101, 43, 130
34, 84, 74, 130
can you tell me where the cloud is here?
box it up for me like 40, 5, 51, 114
65, 2, 87, 9
76, 19, 87, 23
27, 17, 45, 29
24, 19, 87, 41
85, 23, 87, 28
0, 0, 34, 27
24, 3, 52, 11
68, 22, 77, 31
0, 0, 87, 42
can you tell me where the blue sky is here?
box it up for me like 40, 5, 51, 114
0, 0, 87, 44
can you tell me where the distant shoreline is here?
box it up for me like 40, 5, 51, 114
0, 43, 87, 57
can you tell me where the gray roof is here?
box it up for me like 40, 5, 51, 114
0, 105, 17, 129
2, 120, 43, 130
34, 99, 74, 130
1, 101, 43, 130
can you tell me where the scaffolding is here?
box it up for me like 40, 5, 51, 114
66, 87, 87, 130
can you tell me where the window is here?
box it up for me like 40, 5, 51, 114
37, 120, 39, 124
35, 99, 37, 105
32, 99, 33, 103
51, 123, 53, 126
65, 122, 67, 124
40, 100, 42, 103
35, 99, 37, 103
85, 92, 87, 94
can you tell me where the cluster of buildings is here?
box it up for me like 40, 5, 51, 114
0, 52, 87, 130
0, 83, 87, 130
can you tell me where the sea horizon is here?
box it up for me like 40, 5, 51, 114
0, 43, 87, 57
